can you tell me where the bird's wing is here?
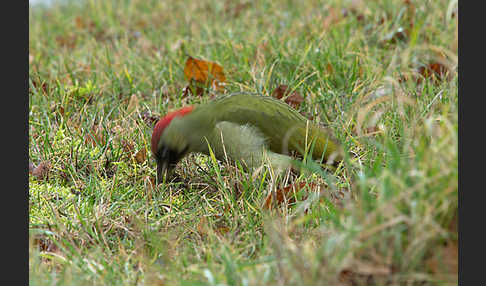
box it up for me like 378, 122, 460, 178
207, 95, 342, 162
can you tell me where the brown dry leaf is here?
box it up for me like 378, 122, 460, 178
29, 54, 34, 64
32, 161, 51, 180
183, 56, 226, 90
126, 94, 139, 114
134, 148, 147, 164
271, 85, 304, 108
285, 92, 304, 109
417, 62, 449, 83
271, 84, 289, 99
263, 182, 316, 210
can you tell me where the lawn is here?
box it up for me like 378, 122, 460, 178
29, 0, 458, 285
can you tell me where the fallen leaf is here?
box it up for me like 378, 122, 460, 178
285, 92, 304, 109
183, 56, 226, 90
271, 85, 305, 109
271, 84, 289, 99
29, 54, 34, 64
32, 161, 51, 180
134, 148, 147, 164
417, 62, 449, 83
263, 182, 316, 209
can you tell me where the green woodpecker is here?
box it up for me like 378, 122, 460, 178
151, 94, 342, 183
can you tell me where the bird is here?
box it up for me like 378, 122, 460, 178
151, 94, 343, 184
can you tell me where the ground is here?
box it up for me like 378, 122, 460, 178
29, 0, 457, 285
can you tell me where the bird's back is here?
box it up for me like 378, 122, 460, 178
203, 94, 342, 164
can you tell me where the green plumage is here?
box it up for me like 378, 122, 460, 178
159, 94, 342, 175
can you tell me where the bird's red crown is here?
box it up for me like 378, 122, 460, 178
151, 106, 194, 154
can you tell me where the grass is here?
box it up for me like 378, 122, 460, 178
29, 0, 458, 285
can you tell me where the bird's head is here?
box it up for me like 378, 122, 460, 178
151, 106, 194, 183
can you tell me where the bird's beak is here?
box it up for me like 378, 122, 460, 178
156, 160, 167, 184
156, 160, 175, 184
